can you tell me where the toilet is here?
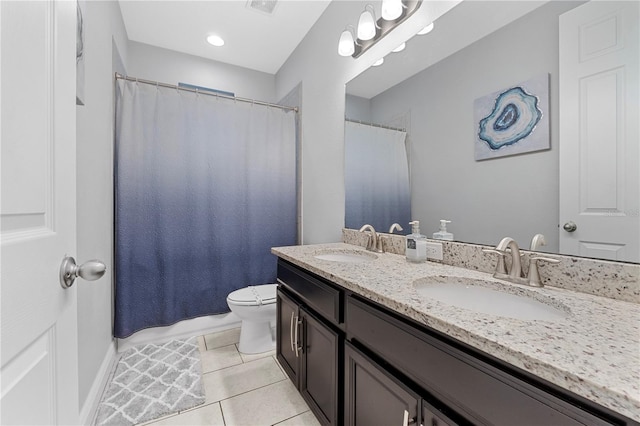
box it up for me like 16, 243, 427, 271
226, 284, 278, 354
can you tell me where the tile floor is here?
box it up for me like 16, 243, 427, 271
143, 328, 321, 426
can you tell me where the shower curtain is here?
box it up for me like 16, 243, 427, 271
114, 79, 297, 338
345, 121, 410, 232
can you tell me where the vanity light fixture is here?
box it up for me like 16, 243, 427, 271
338, 0, 422, 59
372, 57, 384, 66
416, 22, 434, 35
381, 0, 403, 20
392, 42, 406, 53
206, 34, 225, 47
357, 5, 378, 41
338, 26, 357, 57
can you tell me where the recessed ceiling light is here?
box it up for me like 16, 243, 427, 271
417, 22, 434, 35
206, 35, 225, 47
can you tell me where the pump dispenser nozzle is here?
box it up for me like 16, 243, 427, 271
409, 220, 420, 234
433, 219, 454, 241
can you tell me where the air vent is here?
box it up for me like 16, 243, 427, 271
246, 0, 278, 15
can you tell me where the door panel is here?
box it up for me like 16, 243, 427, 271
301, 307, 339, 426
559, 1, 639, 262
1, 1, 78, 424
276, 288, 300, 386
344, 342, 420, 426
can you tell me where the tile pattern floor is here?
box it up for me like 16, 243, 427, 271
142, 328, 321, 426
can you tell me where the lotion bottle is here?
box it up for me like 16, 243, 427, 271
432, 219, 454, 241
406, 220, 427, 262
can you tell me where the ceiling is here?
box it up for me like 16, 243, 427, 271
118, 0, 332, 75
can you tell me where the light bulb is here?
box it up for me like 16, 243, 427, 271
357, 8, 376, 41
338, 29, 355, 56
417, 22, 434, 35
372, 58, 384, 66
392, 42, 406, 53
381, 0, 403, 20
206, 34, 225, 47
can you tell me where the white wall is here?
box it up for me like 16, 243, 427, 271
126, 41, 276, 102
367, 1, 581, 251
75, 0, 129, 417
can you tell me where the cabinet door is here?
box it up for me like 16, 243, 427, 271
345, 342, 420, 426
300, 307, 340, 426
276, 288, 300, 386
423, 400, 456, 426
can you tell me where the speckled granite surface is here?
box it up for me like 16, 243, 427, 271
342, 228, 640, 303
272, 242, 640, 422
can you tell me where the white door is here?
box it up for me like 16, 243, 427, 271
1, 1, 79, 424
559, 0, 639, 263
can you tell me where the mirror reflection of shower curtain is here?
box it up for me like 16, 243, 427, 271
345, 121, 411, 232
114, 79, 297, 338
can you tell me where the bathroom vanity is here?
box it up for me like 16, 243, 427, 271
272, 243, 639, 426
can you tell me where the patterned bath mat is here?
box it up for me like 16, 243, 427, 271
95, 337, 205, 425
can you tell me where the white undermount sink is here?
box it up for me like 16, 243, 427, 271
413, 276, 569, 321
313, 250, 377, 263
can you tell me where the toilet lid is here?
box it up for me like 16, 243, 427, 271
227, 284, 277, 306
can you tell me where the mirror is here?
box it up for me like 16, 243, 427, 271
345, 0, 639, 261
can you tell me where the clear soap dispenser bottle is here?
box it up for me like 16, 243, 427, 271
433, 219, 454, 241
406, 220, 427, 263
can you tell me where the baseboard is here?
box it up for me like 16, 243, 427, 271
116, 313, 242, 353
79, 340, 118, 426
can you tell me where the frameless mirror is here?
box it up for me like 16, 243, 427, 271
345, 0, 639, 262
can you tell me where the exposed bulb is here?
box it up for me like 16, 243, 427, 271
357, 7, 376, 40
381, 0, 403, 20
338, 29, 355, 56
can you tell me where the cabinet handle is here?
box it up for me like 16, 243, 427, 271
289, 312, 295, 352
402, 410, 417, 426
294, 316, 302, 357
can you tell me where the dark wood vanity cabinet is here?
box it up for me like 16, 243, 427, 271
276, 259, 637, 426
276, 261, 342, 426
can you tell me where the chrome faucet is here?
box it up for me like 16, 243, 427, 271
483, 237, 527, 285
388, 223, 403, 234
484, 236, 560, 287
359, 224, 383, 253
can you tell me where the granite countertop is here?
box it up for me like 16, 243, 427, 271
271, 243, 640, 422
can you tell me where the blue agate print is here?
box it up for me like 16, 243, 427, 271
478, 86, 542, 150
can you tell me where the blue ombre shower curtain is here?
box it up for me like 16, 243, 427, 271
345, 121, 410, 231
114, 79, 297, 338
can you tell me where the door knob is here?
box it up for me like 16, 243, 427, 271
59, 256, 106, 289
563, 221, 577, 232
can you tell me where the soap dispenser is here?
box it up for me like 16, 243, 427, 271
406, 220, 427, 263
433, 220, 454, 241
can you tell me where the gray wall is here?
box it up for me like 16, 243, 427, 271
127, 41, 277, 102
75, 0, 129, 414
275, 0, 458, 244
367, 1, 581, 251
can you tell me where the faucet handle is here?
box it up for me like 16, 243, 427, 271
528, 256, 560, 287
482, 248, 508, 275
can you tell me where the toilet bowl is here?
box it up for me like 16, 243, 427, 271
226, 284, 277, 354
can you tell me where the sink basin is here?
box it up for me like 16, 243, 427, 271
313, 250, 377, 263
413, 276, 569, 321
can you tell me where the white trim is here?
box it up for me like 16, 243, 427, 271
79, 341, 117, 426
116, 313, 241, 353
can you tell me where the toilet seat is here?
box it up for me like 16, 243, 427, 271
227, 284, 277, 306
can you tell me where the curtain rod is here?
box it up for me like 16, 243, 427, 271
345, 118, 406, 133
115, 73, 298, 113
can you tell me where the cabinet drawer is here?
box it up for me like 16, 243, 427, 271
346, 296, 611, 426
277, 260, 342, 325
